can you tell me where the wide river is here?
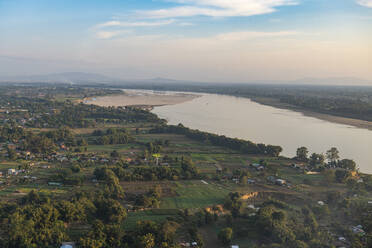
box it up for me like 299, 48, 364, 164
152, 92, 372, 173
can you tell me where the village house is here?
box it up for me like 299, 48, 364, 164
48, 182, 62, 186
232, 178, 240, 184
247, 178, 256, 184
8, 168, 17, 175
251, 163, 264, 171
351, 225, 366, 236
267, 176, 276, 183
60, 242, 75, 248
275, 179, 286, 186
291, 163, 303, 169
318, 201, 325, 206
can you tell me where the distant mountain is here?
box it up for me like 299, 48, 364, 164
134, 76, 372, 86
293, 77, 372, 86
148, 77, 182, 83
1, 72, 371, 86
0, 72, 118, 84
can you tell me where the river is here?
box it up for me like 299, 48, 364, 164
152, 92, 372, 173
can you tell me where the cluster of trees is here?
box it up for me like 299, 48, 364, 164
0, 190, 127, 248
78, 221, 179, 248
145, 141, 166, 154
296, 146, 357, 171
220, 195, 330, 247
0, 125, 85, 155
0, 123, 25, 142
51, 167, 86, 186
95, 160, 200, 182
18, 127, 85, 154
280, 94, 372, 122
79, 219, 180, 248
31, 104, 96, 128
21, 132, 57, 154
26, 101, 161, 129
93, 167, 125, 199
93, 128, 134, 145
151, 124, 282, 156
223, 192, 244, 218
134, 186, 162, 208
0, 85, 121, 102
43, 127, 78, 146
0, 92, 52, 113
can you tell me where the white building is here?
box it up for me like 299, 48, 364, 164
8, 168, 17, 175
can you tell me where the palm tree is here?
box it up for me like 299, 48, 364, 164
152, 153, 161, 166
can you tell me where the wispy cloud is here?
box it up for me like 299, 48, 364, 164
214, 30, 300, 41
179, 22, 194, 26
357, 0, 372, 7
96, 30, 131, 39
138, 0, 298, 18
96, 19, 175, 28
94, 19, 175, 39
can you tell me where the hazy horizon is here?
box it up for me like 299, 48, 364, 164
1, 0, 372, 84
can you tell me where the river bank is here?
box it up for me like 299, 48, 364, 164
251, 97, 372, 131
85, 90, 199, 108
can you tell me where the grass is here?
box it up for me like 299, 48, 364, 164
160, 180, 230, 209
0, 161, 21, 170
87, 144, 139, 152
276, 165, 325, 185
125, 209, 179, 229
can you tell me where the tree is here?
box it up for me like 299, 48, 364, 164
338, 159, 357, 171
7, 203, 67, 247
6, 146, 17, 160
323, 170, 335, 184
77, 138, 88, 147
152, 153, 161, 166
218, 227, 233, 245
296, 147, 309, 161
335, 169, 352, 183
21, 190, 41, 205
94, 197, 127, 223
267, 145, 283, 157
309, 153, 325, 167
110, 150, 120, 158
326, 147, 339, 163
139, 233, 155, 248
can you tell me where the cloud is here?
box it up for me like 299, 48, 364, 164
214, 30, 299, 41
96, 30, 131, 39
357, 0, 372, 7
94, 19, 175, 39
96, 19, 175, 28
179, 22, 194, 26
138, 0, 298, 18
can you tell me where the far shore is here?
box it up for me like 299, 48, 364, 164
251, 97, 372, 131
85, 90, 199, 108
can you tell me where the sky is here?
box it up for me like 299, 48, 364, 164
0, 0, 371, 83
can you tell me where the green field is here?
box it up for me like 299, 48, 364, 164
125, 209, 180, 229
160, 180, 232, 209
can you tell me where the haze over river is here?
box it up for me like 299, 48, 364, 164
152, 92, 372, 173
